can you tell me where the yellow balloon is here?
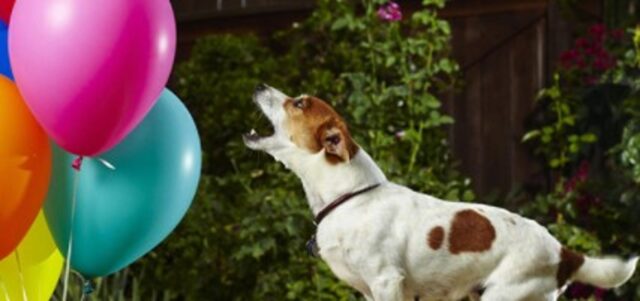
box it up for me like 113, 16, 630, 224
0, 212, 63, 301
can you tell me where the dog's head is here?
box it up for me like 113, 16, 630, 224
243, 84, 358, 164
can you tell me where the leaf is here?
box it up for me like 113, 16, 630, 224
522, 130, 541, 142
330, 17, 349, 31
385, 56, 396, 67
580, 133, 598, 143
439, 115, 454, 125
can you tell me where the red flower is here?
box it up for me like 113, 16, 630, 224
575, 37, 591, 49
576, 194, 601, 215
584, 75, 599, 85
575, 56, 587, 69
611, 28, 625, 40
568, 283, 607, 300
560, 49, 579, 69
564, 161, 590, 193
589, 23, 607, 40
593, 57, 615, 71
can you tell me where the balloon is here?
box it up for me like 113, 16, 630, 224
0, 76, 51, 260
0, 21, 12, 79
45, 89, 201, 278
0, 213, 63, 301
9, 0, 177, 156
0, 0, 14, 24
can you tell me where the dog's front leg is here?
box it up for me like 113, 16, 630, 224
370, 274, 405, 301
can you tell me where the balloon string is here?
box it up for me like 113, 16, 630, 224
63, 160, 82, 301
14, 250, 29, 301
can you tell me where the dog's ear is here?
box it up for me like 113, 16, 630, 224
317, 120, 358, 163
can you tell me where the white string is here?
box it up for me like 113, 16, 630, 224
97, 158, 116, 170
14, 250, 29, 301
62, 170, 80, 301
217, 0, 222, 11
241, 0, 246, 8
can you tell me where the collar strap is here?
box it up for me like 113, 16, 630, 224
314, 184, 381, 225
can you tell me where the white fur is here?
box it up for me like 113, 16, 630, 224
244, 86, 638, 301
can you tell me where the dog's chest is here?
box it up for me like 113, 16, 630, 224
317, 229, 373, 294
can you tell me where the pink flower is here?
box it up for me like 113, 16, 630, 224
377, 1, 402, 22
395, 130, 406, 140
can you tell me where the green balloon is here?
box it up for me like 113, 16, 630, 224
44, 89, 202, 278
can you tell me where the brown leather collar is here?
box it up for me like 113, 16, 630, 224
314, 184, 381, 225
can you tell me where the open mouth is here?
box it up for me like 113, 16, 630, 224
243, 128, 264, 142
243, 111, 275, 142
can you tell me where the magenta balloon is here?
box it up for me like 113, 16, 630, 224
9, 0, 176, 156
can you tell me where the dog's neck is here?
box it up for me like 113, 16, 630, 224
286, 148, 387, 215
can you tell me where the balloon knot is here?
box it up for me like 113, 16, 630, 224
72, 156, 84, 171
82, 279, 95, 295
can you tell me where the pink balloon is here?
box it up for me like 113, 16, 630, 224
9, 0, 176, 156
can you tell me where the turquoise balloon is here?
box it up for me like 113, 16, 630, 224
44, 89, 201, 278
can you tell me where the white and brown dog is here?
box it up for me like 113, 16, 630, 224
243, 84, 638, 301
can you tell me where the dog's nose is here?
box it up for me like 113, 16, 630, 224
255, 83, 268, 93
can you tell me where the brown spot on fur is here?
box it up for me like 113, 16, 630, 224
284, 96, 358, 163
556, 247, 584, 288
427, 226, 445, 250
449, 209, 496, 254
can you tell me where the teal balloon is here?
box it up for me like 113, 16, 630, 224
44, 89, 201, 278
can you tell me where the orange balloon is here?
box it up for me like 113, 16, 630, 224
0, 75, 51, 260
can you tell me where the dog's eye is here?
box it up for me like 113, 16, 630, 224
293, 98, 305, 109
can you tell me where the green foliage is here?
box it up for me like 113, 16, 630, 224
522, 25, 640, 300
118, 0, 471, 300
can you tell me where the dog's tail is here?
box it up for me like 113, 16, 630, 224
562, 247, 638, 288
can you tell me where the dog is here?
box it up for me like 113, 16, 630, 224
243, 84, 638, 301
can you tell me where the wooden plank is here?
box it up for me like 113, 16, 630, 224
173, 0, 314, 21
173, 0, 550, 23
452, 24, 485, 195
448, 9, 547, 196
507, 19, 546, 195
440, 0, 548, 18
174, 9, 312, 61
450, 9, 545, 69
478, 37, 511, 197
